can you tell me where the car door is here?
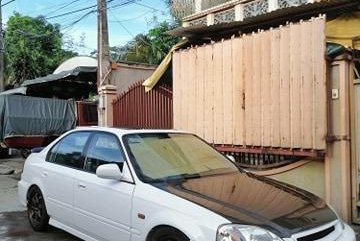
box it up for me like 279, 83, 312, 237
42, 131, 91, 227
74, 132, 135, 241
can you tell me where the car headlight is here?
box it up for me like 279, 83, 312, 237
216, 224, 283, 241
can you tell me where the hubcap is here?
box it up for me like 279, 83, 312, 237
28, 192, 43, 225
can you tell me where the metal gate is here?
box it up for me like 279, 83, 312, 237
112, 81, 173, 129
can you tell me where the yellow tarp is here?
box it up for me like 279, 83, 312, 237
142, 40, 188, 92
326, 12, 360, 50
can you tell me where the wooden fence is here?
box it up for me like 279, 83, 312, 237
173, 16, 327, 150
113, 81, 173, 129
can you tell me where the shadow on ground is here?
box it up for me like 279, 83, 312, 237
0, 211, 81, 241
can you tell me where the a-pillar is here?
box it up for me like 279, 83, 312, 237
98, 85, 117, 127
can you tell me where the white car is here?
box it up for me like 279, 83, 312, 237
18, 127, 355, 241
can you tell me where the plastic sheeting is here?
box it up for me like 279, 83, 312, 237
0, 95, 76, 140
326, 12, 360, 50
142, 40, 188, 92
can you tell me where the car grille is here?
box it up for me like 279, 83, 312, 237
296, 225, 335, 241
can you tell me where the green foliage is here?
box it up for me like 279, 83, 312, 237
4, 13, 77, 85
113, 21, 180, 65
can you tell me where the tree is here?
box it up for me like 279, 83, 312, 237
114, 21, 180, 65
4, 13, 77, 85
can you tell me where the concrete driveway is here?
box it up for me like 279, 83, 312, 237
0, 211, 81, 241
0, 156, 80, 241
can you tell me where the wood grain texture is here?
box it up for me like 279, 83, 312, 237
171, 17, 327, 151
232, 37, 244, 146
223, 39, 233, 144
261, 30, 271, 147
279, 25, 291, 147
204, 44, 214, 143
270, 28, 281, 147
214, 42, 224, 144
290, 23, 302, 148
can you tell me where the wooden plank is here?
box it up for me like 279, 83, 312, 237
188, 47, 197, 133
204, 44, 214, 143
213, 41, 224, 144
290, 22, 302, 148
244, 34, 253, 146
301, 20, 313, 149
270, 28, 281, 147
223, 39, 233, 144
260, 30, 271, 147
182, 50, 190, 130
279, 25, 291, 148
312, 17, 327, 150
232, 37, 244, 146
172, 51, 181, 129
252, 32, 261, 146
196, 46, 205, 139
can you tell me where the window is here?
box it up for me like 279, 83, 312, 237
84, 133, 124, 173
123, 133, 238, 182
47, 132, 91, 169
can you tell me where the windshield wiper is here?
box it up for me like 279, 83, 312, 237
152, 173, 201, 183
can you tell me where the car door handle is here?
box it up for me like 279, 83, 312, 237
42, 172, 48, 178
78, 183, 86, 189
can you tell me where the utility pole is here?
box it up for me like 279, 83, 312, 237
0, 0, 4, 92
97, 0, 111, 88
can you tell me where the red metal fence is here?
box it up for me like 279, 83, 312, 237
76, 101, 98, 126
113, 81, 173, 129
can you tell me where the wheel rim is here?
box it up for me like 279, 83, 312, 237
28, 192, 44, 226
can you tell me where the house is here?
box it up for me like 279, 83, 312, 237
139, 0, 360, 222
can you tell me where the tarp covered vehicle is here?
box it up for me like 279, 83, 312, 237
0, 95, 76, 157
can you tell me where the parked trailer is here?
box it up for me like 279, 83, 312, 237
0, 95, 97, 157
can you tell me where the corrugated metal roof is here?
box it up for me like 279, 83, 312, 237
168, 0, 360, 39
21, 66, 97, 87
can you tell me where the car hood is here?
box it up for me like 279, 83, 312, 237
152, 172, 337, 238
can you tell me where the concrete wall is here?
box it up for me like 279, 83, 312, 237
109, 62, 156, 94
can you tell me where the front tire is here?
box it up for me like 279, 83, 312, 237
151, 227, 189, 241
27, 187, 49, 231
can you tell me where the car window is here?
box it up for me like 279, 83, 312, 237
84, 133, 124, 173
123, 133, 238, 182
47, 132, 91, 169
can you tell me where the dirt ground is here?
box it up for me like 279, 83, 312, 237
0, 154, 360, 241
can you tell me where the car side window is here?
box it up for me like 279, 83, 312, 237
84, 133, 125, 173
47, 132, 91, 169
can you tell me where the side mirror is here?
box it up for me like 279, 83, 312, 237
226, 154, 236, 163
96, 163, 123, 180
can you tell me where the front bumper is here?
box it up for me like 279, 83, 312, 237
337, 224, 356, 241
282, 222, 355, 241
18, 179, 30, 207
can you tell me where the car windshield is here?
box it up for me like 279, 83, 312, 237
123, 133, 239, 182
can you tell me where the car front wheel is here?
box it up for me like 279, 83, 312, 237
27, 187, 49, 231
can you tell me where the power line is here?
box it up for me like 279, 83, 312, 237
46, 0, 115, 20
134, 2, 167, 15
45, 0, 82, 17
109, 10, 152, 23
1, 0, 15, 7
109, 9, 165, 54
60, 0, 136, 32
46, 4, 98, 20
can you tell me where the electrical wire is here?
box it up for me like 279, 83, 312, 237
1, 0, 15, 7
45, 0, 83, 17
109, 10, 152, 23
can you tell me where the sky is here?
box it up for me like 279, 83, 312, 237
2, 0, 172, 55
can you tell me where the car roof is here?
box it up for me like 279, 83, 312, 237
74, 126, 189, 136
